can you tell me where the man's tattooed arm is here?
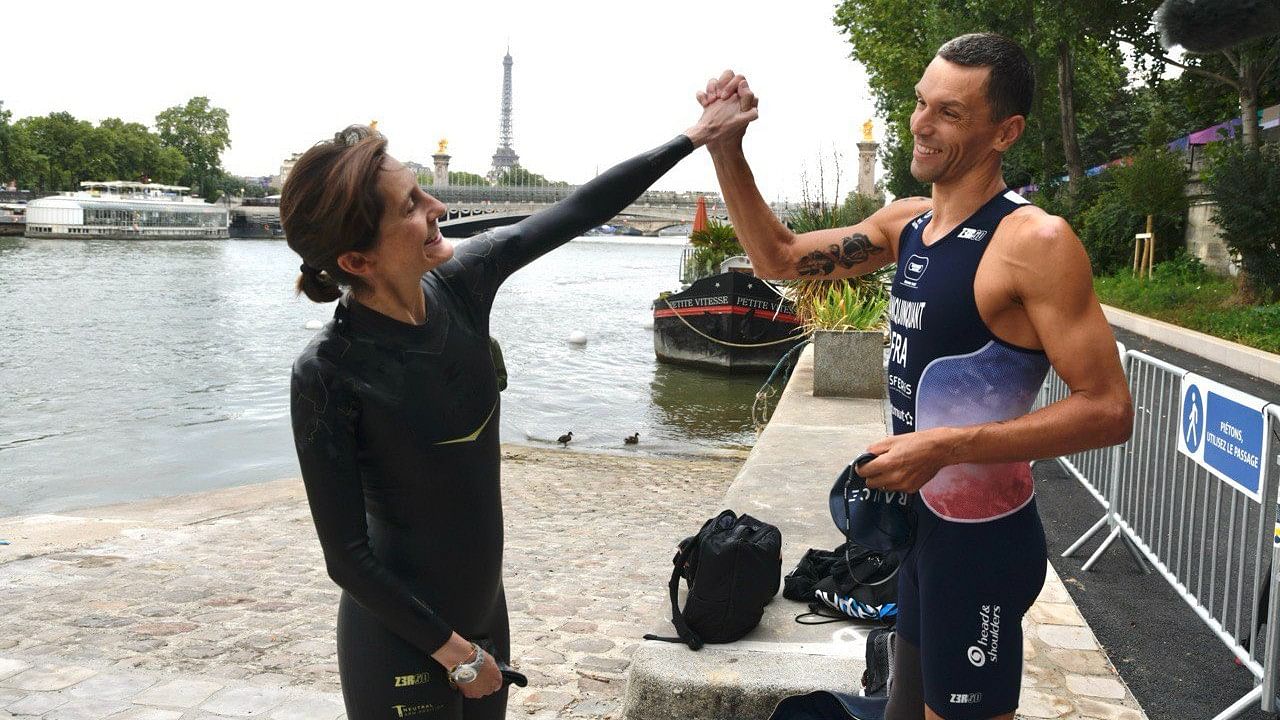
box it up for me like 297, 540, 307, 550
795, 233, 885, 277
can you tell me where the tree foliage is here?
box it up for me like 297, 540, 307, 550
832, 0, 1165, 198
1110, 118, 1190, 222
0, 99, 216, 192
494, 165, 548, 186
1203, 141, 1280, 302
154, 96, 231, 196
687, 219, 744, 277
448, 170, 489, 186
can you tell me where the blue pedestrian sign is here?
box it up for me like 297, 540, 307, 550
1182, 385, 1204, 453
1177, 374, 1270, 503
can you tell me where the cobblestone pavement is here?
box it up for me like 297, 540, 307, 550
0, 445, 1147, 719
0, 447, 740, 719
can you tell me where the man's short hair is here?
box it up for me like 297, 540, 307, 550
937, 33, 1034, 121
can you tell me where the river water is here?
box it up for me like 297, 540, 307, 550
0, 236, 766, 515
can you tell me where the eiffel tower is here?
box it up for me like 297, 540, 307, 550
489, 48, 520, 181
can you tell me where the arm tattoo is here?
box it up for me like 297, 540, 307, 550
795, 233, 884, 276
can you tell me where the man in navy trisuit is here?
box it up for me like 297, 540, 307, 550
697, 33, 1133, 720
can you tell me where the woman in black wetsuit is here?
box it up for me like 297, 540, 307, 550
283, 98, 753, 718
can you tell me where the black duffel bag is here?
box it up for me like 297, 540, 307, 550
645, 510, 782, 650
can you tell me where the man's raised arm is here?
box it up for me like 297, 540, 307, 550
698, 72, 929, 280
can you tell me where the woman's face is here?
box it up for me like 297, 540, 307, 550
370, 157, 453, 280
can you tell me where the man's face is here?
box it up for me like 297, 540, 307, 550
908, 57, 1010, 185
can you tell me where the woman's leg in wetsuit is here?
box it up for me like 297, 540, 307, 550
337, 592, 511, 720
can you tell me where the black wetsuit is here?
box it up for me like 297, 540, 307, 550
290, 136, 693, 719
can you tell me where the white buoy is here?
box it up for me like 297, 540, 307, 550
568, 331, 589, 345
641, 318, 654, 330
305, 320, 324, 330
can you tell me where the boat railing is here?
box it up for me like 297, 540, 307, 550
679, 246, 721, 285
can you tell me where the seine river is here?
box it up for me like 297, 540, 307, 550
0, 236, 766, 515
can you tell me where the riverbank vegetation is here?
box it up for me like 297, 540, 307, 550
834, 0, 1279, 341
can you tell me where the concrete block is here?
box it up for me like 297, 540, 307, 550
811, 331, 886, 398
622, 643, 864, 720
5, 691, 70, 715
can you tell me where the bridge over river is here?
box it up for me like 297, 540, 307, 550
232, 185, 799, 239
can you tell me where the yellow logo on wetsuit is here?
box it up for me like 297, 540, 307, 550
393, 671, 431, 687
392, 702, 442, 717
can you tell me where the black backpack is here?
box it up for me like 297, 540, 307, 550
645, 510, 782, 650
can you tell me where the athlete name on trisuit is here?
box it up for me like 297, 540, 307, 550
888, 296, 927, 329
888, 296, 927, 367
667, 295, 730, 309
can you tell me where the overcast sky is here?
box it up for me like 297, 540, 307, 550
4, 0, 886, 201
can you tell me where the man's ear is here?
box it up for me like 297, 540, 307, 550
993, 115, 1025, 153
336, 250, 373, 281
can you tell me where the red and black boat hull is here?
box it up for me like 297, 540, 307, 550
653, 271, 807, 373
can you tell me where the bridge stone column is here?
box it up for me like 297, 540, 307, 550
433, 152, 451, 187
857, 140, 879, 197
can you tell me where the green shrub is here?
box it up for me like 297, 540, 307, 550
1033, 175, 1105, 229
785, 187, 889, 331
798, 279, 890, 332
1113, 142, 1189, 221
686, 219, 743, 279
1203, 141, 1280, 303
1078, 177, 1186, 276
1065, 118, 1190, 276
840, 191, 886, 225
1094, 259, 1280, 353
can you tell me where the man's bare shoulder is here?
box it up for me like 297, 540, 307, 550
882, 195, 933, 218
999, 206, 1080, 257
871, 196, 933, 235
997, 207, 1094, 302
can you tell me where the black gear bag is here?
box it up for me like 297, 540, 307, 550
644, 510, 782, 650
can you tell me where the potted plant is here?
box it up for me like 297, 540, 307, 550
786, 153, 890, 397
793, 274, 890, 397
684, 219, 744, 283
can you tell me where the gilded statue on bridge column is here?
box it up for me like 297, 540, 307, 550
862, 119, 874, 143
437, 138, 449, 154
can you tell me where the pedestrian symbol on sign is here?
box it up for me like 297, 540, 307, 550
1182, 386, 1204, 453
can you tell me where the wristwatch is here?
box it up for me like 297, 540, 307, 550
448, 642, 486, 686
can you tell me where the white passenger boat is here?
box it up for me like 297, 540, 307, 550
0, 202, 25, 236
25, 182, 229, 239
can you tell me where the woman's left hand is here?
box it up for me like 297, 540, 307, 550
686, 69, 758, 149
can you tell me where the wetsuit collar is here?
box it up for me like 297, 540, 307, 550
334, 278, 450, 354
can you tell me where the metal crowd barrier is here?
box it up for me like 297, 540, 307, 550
1041, 347, 1279, 719
1261, 405, 1280, 716
1035, 343, 1145, 567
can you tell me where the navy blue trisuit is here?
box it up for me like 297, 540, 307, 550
290, 135, 694, 719
883, 190, 1051, 720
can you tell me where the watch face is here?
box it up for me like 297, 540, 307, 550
455, 666, 477, 684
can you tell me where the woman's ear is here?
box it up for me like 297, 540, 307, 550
337, 250, 373, 280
